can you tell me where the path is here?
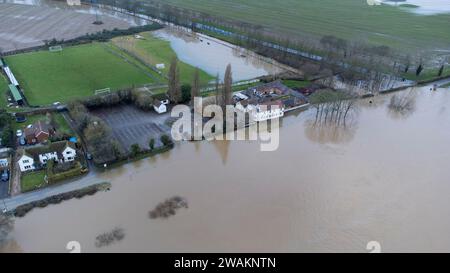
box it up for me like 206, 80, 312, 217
1, 174, 107, 212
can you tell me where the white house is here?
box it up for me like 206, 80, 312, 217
17, 141, 77, 172
62, 145, 76, 162
236, 100, 284, 122
153, 100, 167, 114
17, 153, 35, 172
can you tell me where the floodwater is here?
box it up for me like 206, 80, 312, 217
8, 84, 450, 252
384, 0, 450, 15
153, 28, 285, 81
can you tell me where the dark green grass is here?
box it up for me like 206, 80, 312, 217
5, 43, 156, 106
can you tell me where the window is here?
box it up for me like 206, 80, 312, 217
24, 165, 31, 170
67, 157, 73, 161
23, 159, 29, 163
66, 151, 72, 155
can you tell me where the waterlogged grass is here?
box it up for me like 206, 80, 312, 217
5, 43, 155, 106
112, 32, 213, 85
158, 0, 450, 52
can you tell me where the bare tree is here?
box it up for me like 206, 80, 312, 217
167, 57, 181, 103
191, 68, 200, 106
223, 64, 233, 108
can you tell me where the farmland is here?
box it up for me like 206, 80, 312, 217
154, 0, 450, 52
5, 43, 159, 106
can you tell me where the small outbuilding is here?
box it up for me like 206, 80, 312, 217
8, 84, 23, 105
153, 100, 167, 114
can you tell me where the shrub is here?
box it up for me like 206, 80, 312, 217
149, 138, 155, 150
160, 135, 173, 146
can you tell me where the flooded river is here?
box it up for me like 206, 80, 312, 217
8, 84, 450, 252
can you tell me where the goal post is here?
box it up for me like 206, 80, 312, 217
94, 88, 111, 96
48, 45, 63, 52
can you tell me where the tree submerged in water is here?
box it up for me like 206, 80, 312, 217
95, 227, 125, 248
149, 196, 188, 219
388, 91, 416, 118
0, 213, 14, 248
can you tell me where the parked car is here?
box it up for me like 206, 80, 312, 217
19, 136, 26, 146
16, 129, 23, 137
1, 170, 9, 182
86, 153, 93, 160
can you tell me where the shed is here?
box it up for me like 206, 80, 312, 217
8, 84, 23, 105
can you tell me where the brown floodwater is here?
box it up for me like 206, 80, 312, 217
8, 85, 450, 252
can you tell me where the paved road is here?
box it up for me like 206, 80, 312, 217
1, 174, 108, 212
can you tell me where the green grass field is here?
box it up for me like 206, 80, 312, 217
5, 43, 157, 106
21, 170, 46, 192
0, 74, 8, 108
113, 32, 214, 84
157, 0, 450, 52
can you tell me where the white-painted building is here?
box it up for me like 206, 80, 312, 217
17, 154, 35, 172
17, 141, 77, 172
153, 101, 167, 114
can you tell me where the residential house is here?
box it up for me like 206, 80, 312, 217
235, 80, 309, 121
24, 120, 55, 144
17, 141, 77, 172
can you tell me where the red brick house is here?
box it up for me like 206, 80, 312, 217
24, 120, 55, 144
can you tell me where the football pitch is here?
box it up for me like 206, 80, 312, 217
5, 43, 159, 106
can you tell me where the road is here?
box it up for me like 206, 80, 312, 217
1, 174, 107, 212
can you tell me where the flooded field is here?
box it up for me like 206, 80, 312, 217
153, 28, 285, 81
384, 0, 450, 15
7, 85, 450, 252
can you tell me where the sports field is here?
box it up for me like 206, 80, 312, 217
156, 0, 450, 52
5, 43, 157, 106
112, 32, 214, 84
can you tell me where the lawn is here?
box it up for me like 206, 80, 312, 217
13, 113, 74, 135
282, 80, 312, 89
112, 32, 214, 85
5, 43, 157, 106
21, 170, 47, 192
0, 74, 8, 108
155, 0, 450, 52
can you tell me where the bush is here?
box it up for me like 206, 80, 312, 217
149, 138, 155, 150
130, 143, 141, 157
160, 135, 173, 146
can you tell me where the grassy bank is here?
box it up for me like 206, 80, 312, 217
157, 0, 450, 52
5, 43, 156, 106
14, 182, 111, 217
0, 74, 8, 109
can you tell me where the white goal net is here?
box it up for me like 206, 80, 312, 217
49, 45, 63, 52
94, 88, 111, 95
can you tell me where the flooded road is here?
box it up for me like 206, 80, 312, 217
8, 85, 450, 252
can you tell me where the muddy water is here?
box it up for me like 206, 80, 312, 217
384, 0, 450, 15
153, 28, 285, 81
9, 85, 450, 252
